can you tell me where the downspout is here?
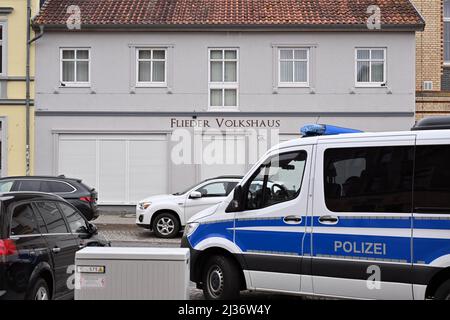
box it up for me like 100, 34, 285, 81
25, 0, 44, 176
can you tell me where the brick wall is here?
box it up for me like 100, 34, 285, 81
412, 0, 443, 92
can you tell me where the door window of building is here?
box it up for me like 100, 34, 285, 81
445, 0, 450, 63
209, 49, 238, 109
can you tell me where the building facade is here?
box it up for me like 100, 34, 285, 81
413, 0, 450, 118
34, 0, 423, 206
0, 0, 40, 177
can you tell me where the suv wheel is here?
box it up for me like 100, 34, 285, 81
202, 255, 241, 300
27, 278, 50, 301
152, 212, 180, 238
435, 279, 450, 300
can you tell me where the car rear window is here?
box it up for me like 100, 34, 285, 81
17, 180, 41, 192
43, 181, 75, 193
10, 204, 40, 236
16, 180, 75, 193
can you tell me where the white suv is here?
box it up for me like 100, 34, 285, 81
136, 176, 241, 238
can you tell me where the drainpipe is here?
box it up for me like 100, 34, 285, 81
25, 0, 31, 176
25, 0, 44, 176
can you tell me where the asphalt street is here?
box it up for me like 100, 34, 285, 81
94, 215, 308, 300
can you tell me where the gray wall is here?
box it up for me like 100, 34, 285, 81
36, 31, 416, 113
35, 30, 417, 194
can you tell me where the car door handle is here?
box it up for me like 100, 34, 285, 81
52, 247, 61, 254
283, 215, 302, 225
318, 215, 339, 225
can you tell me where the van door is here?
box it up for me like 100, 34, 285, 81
233, 146, 312, 293
311, 136, 415, 299
412, 134, 450, 300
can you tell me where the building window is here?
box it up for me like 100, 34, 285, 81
60, 49, 90, 86
355, 48, 386, 87
136, 48, 167, 86
278, 48, 309, 87
0, 24, 5, 75
445, 0, 450, 64
208, 49, 238, 109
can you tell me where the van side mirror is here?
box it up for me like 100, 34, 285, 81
226, 185, 243, 213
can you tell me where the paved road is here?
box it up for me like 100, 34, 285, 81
94, 219, 308, 300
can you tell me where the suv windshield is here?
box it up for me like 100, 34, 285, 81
173, 182, 200, 196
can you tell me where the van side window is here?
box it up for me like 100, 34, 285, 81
10, 204, 40, 236
324, 146, 414, 213
414, 145, 450, 213
244, 151, 307, 210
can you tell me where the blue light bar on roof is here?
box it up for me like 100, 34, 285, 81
300, 124, 363, 137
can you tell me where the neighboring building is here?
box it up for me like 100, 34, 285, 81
33, 0, 424, 206
413, 0, 450, 119
0, 0, 40, 177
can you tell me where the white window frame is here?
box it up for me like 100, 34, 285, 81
0, 22, 6, 77
355, 48, 387, 88
277, 48, 310, 88
60, 48, 91, 87
135, 48, 167, 87
208, 48, 239, 111
445, 0, 450, 65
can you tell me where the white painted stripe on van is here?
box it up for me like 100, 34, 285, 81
232, 226, 450, 239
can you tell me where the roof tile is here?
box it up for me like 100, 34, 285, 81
34, 0, 424, 29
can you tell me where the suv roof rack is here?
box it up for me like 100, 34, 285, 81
412, 117, 450, 131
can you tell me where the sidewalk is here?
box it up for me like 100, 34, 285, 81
94, 213, 136, 225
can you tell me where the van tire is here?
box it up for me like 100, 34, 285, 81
26, 278, 50, 300
152, 212, 180, 238
202, 255, 240, 300
435, 279, 450, 300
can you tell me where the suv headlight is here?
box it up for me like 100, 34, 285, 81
184, 222, 199, 237
138, 202, 151, 210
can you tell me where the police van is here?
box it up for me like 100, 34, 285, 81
181, 117, 450, 300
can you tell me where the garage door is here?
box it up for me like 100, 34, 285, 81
199, 134, 248, 181
58, 134, 168, 205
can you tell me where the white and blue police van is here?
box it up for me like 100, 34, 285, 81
181, 117, 450, 300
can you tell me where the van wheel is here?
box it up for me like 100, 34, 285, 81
152, 212, 180, 238
27, 278, 50, 301
435, 279, 450, 300
202, 255, 240, 300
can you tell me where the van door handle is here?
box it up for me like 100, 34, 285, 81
318, 215, 339, 225
283, 215, 302, 225
52, 247, 61, 254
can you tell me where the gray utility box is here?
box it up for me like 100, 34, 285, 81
75, 247, 190, 300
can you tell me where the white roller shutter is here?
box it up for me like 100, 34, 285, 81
58, 134, 168, 205
199, 134, 247, 180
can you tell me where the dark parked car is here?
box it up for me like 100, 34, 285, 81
0, 176, 99, 221
0, 192, 109, 300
